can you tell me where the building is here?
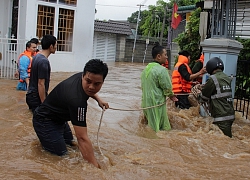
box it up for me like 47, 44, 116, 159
0, 0, 95, 78
92, 20, 132, 62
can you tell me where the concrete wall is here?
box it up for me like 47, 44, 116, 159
123, 39, 167, 63
116, 35, 126, 61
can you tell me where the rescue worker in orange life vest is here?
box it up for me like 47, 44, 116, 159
15, 38, 40, 79
172, 50, 206, 109
16, 41, 37, 91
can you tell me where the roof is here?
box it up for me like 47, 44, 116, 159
178, 5, 196, 11
94, 20, 132, 35
177, 5, 196, 13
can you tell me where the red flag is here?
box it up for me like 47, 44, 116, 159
171, 3, 182, 29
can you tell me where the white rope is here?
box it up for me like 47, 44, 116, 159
96, 99, 168, 156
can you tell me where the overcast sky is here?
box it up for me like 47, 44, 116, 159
95, 0, 159, 21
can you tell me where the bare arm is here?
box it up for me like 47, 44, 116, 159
189, 67, 206, 81
92, 94, 109, 109
73, 125, 99, 168
38, 79, 46, 103
25, 78, 29, 89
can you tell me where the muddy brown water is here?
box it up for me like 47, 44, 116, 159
0, 62, 250, 179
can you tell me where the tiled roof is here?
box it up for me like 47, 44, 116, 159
178, 5, 196, 11
94, 20, 132, 35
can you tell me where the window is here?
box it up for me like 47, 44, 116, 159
39, 0, 57, 3
39, 0, 77, 6
57, 8, 74, 51
37, 0, 76, 52
59, 0, 77, 6
11, 0, 18, 38
37, 5, 55, 38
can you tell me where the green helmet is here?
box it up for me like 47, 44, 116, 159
206, 57, 224, 75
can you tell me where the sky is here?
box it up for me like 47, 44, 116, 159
95, 0, 159, 21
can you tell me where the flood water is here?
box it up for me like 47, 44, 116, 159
1, 62, 250, 179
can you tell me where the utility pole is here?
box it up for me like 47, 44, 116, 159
131, 4, 144, 63
159, 5, 168, 45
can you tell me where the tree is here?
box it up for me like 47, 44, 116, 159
174, 7, 202, 68
140, 0, 167, 38
127, 10, 149, 36
127, 0, 199, 41
236, 37, 250, 61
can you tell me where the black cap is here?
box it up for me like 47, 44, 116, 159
178, 50, 190, 58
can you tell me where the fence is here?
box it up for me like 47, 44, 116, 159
234, 60, 250, 119
0, 37, 26, 79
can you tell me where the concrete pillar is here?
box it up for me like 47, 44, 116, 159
200, 38, 243, 116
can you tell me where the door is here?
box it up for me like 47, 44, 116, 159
92, 32, 116, 62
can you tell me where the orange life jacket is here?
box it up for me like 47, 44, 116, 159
196, 53, 204, 83
17, 50, 33, 82
172, 55, 193, 93
162, 60, 169, 69
33, 50, 40, 56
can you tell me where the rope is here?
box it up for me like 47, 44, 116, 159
97, 99, 168, 156
97, 109, 105, 156
109, 101, 167, 111
97, 92, 209, 157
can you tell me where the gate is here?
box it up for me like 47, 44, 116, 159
234, 60, 250, 119
0, 36, 26, 79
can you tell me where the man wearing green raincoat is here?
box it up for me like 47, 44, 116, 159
141, 45, 178, 132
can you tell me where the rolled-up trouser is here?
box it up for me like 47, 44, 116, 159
33, 112, 73, 156
26, 92, 41, 113
175, 95, 191, 109
213, 120, 234, 138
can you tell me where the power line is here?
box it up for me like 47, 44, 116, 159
140, 0, 148, 5
95, 4, 148, 8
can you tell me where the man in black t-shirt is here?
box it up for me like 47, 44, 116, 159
26, 35, 57, 112
33, 59, 109, 168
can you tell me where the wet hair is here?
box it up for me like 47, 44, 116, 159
83, 59, 108, 81
26, 41, 32, 49
41, 35, 57, 50
178, 50, 190, 58
30, 38, 39, 44
152, 44, 165, 59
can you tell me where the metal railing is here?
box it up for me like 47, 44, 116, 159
0, 37, 26, 79
211, 0, 238, 39
234, 60, 250, 119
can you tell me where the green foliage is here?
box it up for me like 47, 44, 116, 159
236, 37, 250, 60
127, 0, 199, 39
145, 0, 166, 37
127, 10, 149, 35
235, 38, 250, 98
174, 8, 201, 68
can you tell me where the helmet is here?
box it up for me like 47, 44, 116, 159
206, 57, 224, 75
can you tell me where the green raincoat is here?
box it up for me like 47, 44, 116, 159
141, 62, 174, 132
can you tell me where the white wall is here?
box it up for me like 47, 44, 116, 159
49, 0, 96, 72
0, 0, 12, 38
18, 0, 37, 40
17, 0, 96, 72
